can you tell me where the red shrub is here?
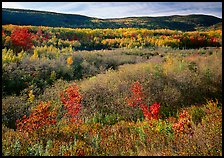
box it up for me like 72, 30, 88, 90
126, 81, 145, 107
16, 101, 57, 133
16, 83, 83, 134
126, 81, 160, 121
150, 102, 160, 119
140, 104, 152, 120
73, 34, 78, 40
2, 30, 5, 37
60, 83, 82, 123
172, 110, 194, 136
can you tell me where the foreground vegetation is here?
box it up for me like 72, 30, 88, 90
2, 89, 222, 156
2, 24, 222, 156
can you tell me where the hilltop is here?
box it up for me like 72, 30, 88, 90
2, 8, 222, 31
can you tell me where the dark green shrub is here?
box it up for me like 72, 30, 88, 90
191, 107, 205, 125
188, 61, 198, 72
2, 95, 31, 129
90, 112, 124, 125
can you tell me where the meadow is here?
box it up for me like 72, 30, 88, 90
2, 24, 222, 156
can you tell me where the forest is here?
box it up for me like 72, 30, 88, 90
2, 23, 222, 156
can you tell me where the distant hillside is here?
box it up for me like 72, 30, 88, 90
2, 8, 93, 28
2, 8, 222, 31
207, 22, 222, 30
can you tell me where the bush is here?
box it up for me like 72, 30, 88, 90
2, 95, 31, 129
191, 106, 206, 125
2, 55, 73, 96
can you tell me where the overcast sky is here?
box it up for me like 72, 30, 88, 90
2, 2, 222, 19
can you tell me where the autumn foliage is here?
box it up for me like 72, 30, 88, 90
172, 110, 194, 136
16, 101, 57, 133
16, 82, 82, 133
126, 81, 160, 120
11, 28, 33, 53
2, 24, 222, 156
60, 83, 82, 123
3, 25, 222, 53
126, 81, 145, 107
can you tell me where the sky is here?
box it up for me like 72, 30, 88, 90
2, 2, 222, 19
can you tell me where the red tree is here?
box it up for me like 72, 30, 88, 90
11, 28, 33, 54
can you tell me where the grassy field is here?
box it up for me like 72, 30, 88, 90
2, 25, 222, 156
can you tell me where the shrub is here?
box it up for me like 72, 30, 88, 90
2, 128, 30, 156
172, 110, 194, 136
60, 83, 82, 123
2, 55, 74, 95
16, 101, 57, 133
2, 95, 30, 129
126, 81, 161, 120
191, 106, 205, 125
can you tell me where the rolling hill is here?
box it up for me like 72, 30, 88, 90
2, 8, 222, 31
